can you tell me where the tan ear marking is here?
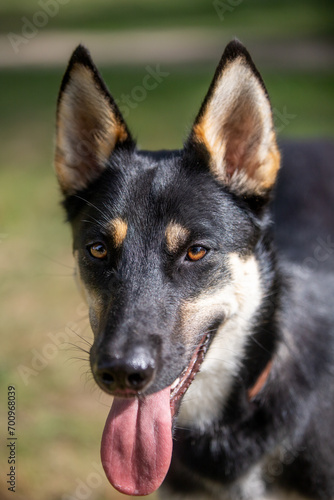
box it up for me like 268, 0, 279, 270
191, 47, 280, 196
55, 52, 131, 195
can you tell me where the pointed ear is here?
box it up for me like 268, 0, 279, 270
55, 45, 134, 195
188, 40, 280, 197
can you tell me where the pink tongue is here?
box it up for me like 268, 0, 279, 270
101, 387, 172, 496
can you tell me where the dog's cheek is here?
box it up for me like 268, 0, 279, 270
73, 251, 105, 335
177, 254, 263, 429
86, 300, 101, 335
178, 277, 237, 345
80, 286, 104, 336
85, 287, 111, 337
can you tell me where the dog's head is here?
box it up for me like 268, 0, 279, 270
55, 40, 280, 495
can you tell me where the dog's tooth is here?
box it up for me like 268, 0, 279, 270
171, 377, 180, 390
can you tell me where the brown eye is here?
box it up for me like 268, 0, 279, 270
186, 246, 207, 262
88, 243, 108, 260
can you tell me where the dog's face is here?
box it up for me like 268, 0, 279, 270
70, 147, 263, 398
55, 40, 279, 417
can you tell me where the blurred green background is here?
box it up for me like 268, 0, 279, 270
0, 1, 333, 499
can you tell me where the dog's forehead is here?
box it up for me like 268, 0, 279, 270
131, 149, 184, 198
119, 154, 190, 241
143, 150, 231, 207
105, 150, 214, 225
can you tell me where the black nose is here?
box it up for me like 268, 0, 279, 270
94, 351, 156, 395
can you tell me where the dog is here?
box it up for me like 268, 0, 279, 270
54, 40, 334, 499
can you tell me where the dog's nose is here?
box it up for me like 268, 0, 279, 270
94, 352, 156, 395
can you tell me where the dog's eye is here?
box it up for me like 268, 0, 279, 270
186, 246, 207, 262
88, 242, 108, 260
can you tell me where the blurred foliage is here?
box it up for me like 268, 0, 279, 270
0, 66, 333, 176
0, 0, 333, 38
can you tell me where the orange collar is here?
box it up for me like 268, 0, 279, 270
247, 360, 273, 401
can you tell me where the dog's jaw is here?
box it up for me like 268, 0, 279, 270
177, 254, 263, 431
170, 332, 213, 417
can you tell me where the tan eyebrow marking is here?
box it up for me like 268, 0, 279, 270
109, 218, 128, 248
165, 222, 190, 253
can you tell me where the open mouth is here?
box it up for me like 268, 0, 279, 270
170, 332, 212, 417
100, 328, 216, 497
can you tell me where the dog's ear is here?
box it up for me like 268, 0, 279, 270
188, 40, 280, 197
55, 45, 134, 195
